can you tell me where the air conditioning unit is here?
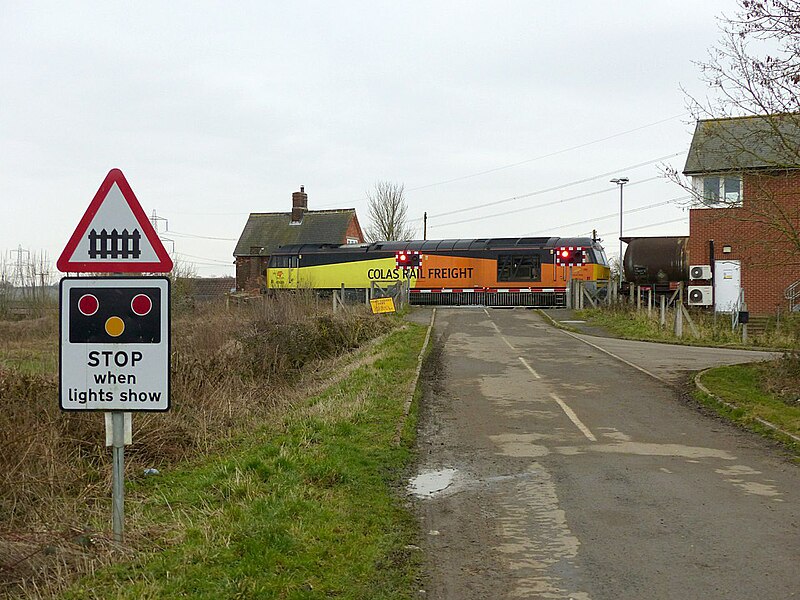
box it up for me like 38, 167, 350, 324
689, 265, 712, 280
687, 285, 713, 306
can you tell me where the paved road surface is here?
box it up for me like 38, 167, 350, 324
411, 307, 798, 599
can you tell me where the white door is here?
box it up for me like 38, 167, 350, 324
714, 260, 741, 312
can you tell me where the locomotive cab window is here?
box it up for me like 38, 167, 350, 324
268, 255, 298, 268
269, 255, 287, 268
497, 254, 541, 282
588, 247, 608, 266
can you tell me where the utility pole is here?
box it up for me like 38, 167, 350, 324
423, 212, 427, 240
150, 210, 175, 255
610, 178, 629, 289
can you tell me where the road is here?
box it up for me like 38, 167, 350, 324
410, 307, 799, 600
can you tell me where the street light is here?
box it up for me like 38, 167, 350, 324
610, 177, 629, 290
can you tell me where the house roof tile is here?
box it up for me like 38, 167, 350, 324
683, 113, 800, 175
233, 209, 357, 256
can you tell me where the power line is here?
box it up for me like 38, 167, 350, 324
408, 113, 687, 191
168, 230, 238, 241
315, 113, 688, 210
593, 216, 688, 239
165, 210, 249, 216
428, 187, 611, 229
175, 251, 233, 265
524, 195, 690, 236
428, 176, 663, 229
416, 152, 682, 222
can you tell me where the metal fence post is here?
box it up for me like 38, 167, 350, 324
742, 301, 749, 344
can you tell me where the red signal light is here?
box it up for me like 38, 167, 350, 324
78, 294, 99, 316
396, 250, 422, 268
556, 247, 584, 266
131, 294, 153, 316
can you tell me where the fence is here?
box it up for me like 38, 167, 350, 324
332, 281, 410, 314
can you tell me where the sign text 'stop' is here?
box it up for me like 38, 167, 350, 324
57, 169, 173, 273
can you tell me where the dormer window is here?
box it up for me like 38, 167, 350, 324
693, 175, 742, 206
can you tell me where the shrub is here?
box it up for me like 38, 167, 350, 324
0, 294, 394, 593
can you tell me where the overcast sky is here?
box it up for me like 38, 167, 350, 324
1, 1, 735, 278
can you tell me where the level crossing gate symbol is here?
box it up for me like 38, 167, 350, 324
57, 168, 173, 273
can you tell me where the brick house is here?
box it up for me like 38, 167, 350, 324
233, 187, 365, 291
683, 114, 800, 315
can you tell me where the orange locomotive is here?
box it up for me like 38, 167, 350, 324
265, 236, 610, 307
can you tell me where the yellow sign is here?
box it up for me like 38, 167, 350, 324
370, 297, 396, 314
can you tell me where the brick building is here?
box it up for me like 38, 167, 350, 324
683, 114, 800, 315
233, 187, 364, 291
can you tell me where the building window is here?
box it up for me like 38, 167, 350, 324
497, 254, 541, 282
693, 175, 742, 206
346, 238, 359, 245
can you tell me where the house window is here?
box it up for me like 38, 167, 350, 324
346, 237, 359, 245
693, 175, 742, 205
497, 254, 541, 282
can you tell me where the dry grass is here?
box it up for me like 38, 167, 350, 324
0, 293, 392, 597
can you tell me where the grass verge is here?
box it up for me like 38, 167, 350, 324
59, 322, 427, 600
576, 306, 800, 349
694, 363, 800, 458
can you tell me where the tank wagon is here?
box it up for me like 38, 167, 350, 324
622, 236, 689, 290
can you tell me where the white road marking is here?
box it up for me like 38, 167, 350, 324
490, 321, 516, 350
550, 393, 597, 442
518, 357, 541, 379
483, 308, 490, 316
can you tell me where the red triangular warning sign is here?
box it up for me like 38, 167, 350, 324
57, 169, 173, 273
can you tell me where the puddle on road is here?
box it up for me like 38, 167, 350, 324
408, 468, 458, 498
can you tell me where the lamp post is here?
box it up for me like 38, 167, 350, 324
610, 177, 629, 290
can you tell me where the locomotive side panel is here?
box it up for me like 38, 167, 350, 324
265, 238, 610, 306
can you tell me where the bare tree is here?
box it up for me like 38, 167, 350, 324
364, 181, 416, 242
689, 0, 800, 120
664, 0, 800, 265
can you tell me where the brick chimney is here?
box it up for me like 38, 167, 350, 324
291, 185, 308, 223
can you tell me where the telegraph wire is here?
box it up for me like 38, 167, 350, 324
427, 176, 663, 229
175, 251, 233, 265
315, 113, 688, 210
165, 210, 249, 216
181, 261, 235, 269
415, 152, 682, 222
407, 113, 687, 191
167, 230, 238, 241
591, 217, 688, 239
523, 196, 690, 236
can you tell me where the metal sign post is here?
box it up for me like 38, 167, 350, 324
111, 411, 125, 542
